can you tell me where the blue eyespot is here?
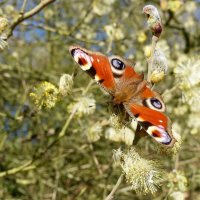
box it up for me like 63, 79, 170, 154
111, 59, 125, 70
150, 98, 162, 109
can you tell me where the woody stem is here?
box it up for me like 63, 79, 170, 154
147, 35, 159, 82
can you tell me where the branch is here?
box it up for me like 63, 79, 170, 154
20, 0, 28, 15
147, 35, 159, 82
105, 175, 123, 200
6, 0, 56, 39
0, 161, 35, 178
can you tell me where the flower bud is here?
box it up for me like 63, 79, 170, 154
0, 17, 9, 50
59, 74, 74, 96
109, 113, 124, 130
137, 31, 147, 43
143, 45, 152, 58
0, 17, 9, 34
143, 5, 162, 38
105, 127, 134, 146
67, 96, 96, 118
0, 38, 8, 50
150, 49, 168, 83
30, 81, 59, 110
86, 123, 102, 142
119, 147, 164, 194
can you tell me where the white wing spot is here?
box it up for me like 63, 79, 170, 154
137, 116, 145, 122
90, 56, 94, 62
95, 74, 101, 81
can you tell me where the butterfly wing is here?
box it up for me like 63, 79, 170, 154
69, 45, 176, 147
124, 88, 176, 147
69, 46, 117, 94
69, 46, 142, 94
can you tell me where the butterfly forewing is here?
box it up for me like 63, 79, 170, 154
69, 46, 116, 93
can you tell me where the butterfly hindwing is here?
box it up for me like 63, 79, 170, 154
124, 88, 176, 147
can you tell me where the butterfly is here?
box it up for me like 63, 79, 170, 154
69, 45, 176, 147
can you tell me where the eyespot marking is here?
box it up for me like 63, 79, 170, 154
143, 97, 165, 112
152, 130, 161, 138
111, 59, 125, 70
78, 57, 87, 66
70, 48, 92, 71
147, 125, 172, 145
151, 98, 162, 109
110, 58, 126, 76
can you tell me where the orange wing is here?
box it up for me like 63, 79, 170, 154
124, 87, 176, 147
69, 46, 116, 93
69, 46, 142, 94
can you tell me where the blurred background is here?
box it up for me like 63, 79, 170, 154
0, 0, 200, 199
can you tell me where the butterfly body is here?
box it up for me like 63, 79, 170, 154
69, 45, 176, 147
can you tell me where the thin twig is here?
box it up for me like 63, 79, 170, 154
0, 161, 34, 177
67, 0, 95, 37
82, 80, 94, 95
89, 144, 103, 175
147, 35, 159, 82
174, 153, 179, 170
41, 179, 68, 194
105, 174, 123, 200
22, 21, 101, 44
106, 38, 113, 54
20, 0, 28, 15
162, 85, 178, 98
6, 0, 56, 39
52, 170, 60, 200
59, 105, 78, 137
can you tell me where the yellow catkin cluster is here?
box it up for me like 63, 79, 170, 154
30, 81, 59, 109
119, 148, 163, 194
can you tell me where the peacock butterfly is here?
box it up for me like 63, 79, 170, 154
69, 45, 176, 147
